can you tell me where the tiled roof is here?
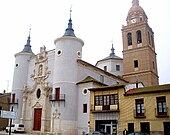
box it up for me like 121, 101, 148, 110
77, 59, 128, 83
77, 76, 107, 86
89, 84, 125, 91
125, 84, 170, 95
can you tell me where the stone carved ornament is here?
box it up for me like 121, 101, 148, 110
23, 46, 52, 102
31, 46, 51, 85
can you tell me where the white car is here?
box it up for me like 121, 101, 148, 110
6, 124, 25, 133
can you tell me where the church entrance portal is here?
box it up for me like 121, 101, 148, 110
33, 108, 42, 131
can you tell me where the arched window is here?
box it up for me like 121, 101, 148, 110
136, 30, 142, 44
148, 32, 151, 45
127, 32, 132, 46
38, 64, 43, 76
151, 35, 155, 48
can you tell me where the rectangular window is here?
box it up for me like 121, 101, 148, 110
140, 17, 143, 22
94, 94, 119, 111
95, 96, 103, 106
135, 99, 144, 117
116, 65, 120, 71
110, 94, 118, 105
100, 75, 104, 83
104, 66, 107, 71
12, 93, 15, 103
83, 104, 87, 113
134, 60, 138, 68
156, 96, 167, 115
103, 95, 110, 110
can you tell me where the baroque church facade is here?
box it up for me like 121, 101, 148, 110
9, 0, 160, 135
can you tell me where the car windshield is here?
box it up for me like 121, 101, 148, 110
18, 124, 24, 127
92, 131, 100, 135
128, 132, 146, 135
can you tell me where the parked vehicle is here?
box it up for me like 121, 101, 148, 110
6, 124, 25, 133
86, 132, 93, 135
92, 131, 108, 135
128, 132, 148, 135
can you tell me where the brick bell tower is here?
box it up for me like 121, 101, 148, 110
122, 0, 159, 87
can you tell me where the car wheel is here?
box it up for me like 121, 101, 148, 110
6, 129, 8, 133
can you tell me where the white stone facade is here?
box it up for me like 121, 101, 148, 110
10, 17, 126, 135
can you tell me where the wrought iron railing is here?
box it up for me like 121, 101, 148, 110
49, 94, 65, 101
8, 98, 18, 104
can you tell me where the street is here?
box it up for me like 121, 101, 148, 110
0, 130, 29, 135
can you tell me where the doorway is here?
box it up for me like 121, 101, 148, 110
106, 125, 111, 134
164, 122, 170, 135
33, 108, 42, 131
95, 120, 117, 135
140, 122, 150, 135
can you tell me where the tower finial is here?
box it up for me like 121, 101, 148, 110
63, 6, 76, 37
29, 25, 31, 37
110, 40, 115, 56
111, 44, 115, 55
132, 0, 139, 6
21, 26, 33, 53
70, 5, 72, 19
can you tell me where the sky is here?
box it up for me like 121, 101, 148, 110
0, 0, 170, 93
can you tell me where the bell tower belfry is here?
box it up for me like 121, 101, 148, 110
122, 0, 159, 87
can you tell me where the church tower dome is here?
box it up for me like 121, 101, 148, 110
126, 0, 148, 25
96, 44, 123, 77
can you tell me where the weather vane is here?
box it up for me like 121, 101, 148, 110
29, 24, 32, 36
111, 39, 114, 47
70, 5, 72, 18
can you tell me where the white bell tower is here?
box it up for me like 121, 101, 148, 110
52, 10, 84, 134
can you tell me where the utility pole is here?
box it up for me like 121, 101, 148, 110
9, 106, 13, 135
6, 80, 10, 92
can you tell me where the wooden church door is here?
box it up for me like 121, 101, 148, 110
33, 108, 42, 131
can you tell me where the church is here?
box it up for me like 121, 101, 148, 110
9, 0, 163, 135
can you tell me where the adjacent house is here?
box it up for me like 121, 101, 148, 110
0, 92, 11, 130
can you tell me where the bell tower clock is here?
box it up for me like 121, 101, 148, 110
122, 0, 159, 87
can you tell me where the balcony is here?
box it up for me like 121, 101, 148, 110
90, 104, 119, 113
49, 94, 65, 102
155, 107, 169, 118
134, 109, 146, 118
8, 98, 18, 105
